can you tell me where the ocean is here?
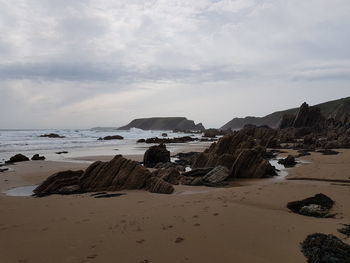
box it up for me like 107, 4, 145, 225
0, 128, 201, 162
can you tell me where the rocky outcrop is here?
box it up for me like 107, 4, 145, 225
34, 155, 175, 196
192, 130, 276, 179
39, 133, 65, 138
190, 166, 230, 187
301, 233, 350, 263
151, 168, 182, 185
5, 154, 30, 164
118, 117, 205, 131
287, 193, 335, 218
98, 135, 124, 140
173, 152, 200, 166
203, 129, 229, 138
31, 154, 46, 161
33, 170, 84, 196
143, 144, 170, 168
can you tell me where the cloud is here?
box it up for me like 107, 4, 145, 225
0, 0, 350, 128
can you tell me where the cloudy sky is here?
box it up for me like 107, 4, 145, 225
0, 0, 349, 129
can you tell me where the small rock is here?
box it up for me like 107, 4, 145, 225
278, 155, 297, 167
39, 133, 65, 138
55, 151, 68, 154
98, 135, 124, 140
31, 154, 46, 161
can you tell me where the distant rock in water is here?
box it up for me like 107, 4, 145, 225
301, 233, 350, 263
31, 154, 46, 161
98, 135, 124, 140
55, 151, 68, 154
145, 136, 197, 144
5, 154, 30, 164
34, 155, 174, 196
39, 133, 65, 138
143, 144, 171, 168
118, 117, 205, 131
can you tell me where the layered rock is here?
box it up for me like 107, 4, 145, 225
34, 155, 174, 196
192, 130, 276, 179
143, 144, 170, 168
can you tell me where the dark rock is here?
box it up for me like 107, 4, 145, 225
34, 170, 84, 196
278, 155, 297, 167
152, 167, 182, 185
183, 168, 213, 177
143, 144, 170, 168
137, 139, 146, 143
5, 154, 30, 164
39, 133, 65, 138
98, 135, 124, 140
55, 151, 68, 154
295, 150, 312, 158
31, 154, 46, 161
301, 233, 350, 263
287, 193, 335, 218
201, 166, 230, 186
0, 168, 9, 172
338, 224, 350, 238
203, 129, 228, 138
35, 155, 176, 196
317, 149, 339, 155
162, 133, 168, 137
145, 177, 175, 194
173, 152, 200, 166
145, 136, 197, 144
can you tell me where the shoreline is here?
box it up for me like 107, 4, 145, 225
0, 145, 349, 262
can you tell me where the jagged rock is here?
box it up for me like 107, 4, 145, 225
152, 168, 182, 185
98, 135, 124, 140
287, 193, 335, 218
145, 136, 197, 144
145, 177, 174, 194
183, 168, 213, 177
5, 154, 30, 164
192, 130, 276, 178
278, 155, 297, 167
31, 154, 46, 161
153, 162, 185, 172
301, 233, 350, 263
137, 139, 146, 143
202, 166, 230, 185
39, 133, 65, 138
33, 170, 84, 196
34, 155, 176, 196
173, 152, 200, 166
143, 144, 170, 168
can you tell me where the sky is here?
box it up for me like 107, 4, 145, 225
0, 0, 349, 129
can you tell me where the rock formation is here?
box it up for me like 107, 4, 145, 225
144, 136, 197, 144
143, 144, 171, 168
34, 155, 174, 196
5, 154, 30, 164
192, 130, 276, 179
31, 154, 46, 161
301, 233, 350, 263
278, 155, 297, 167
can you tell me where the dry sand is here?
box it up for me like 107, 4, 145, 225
0, 146, 349, 263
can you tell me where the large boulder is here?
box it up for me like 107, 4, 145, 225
34, 155, 175, 196
5, 154, 30, 164
301, 233, 350, 263
143, 144, 170, 168
287, 193, 335, 218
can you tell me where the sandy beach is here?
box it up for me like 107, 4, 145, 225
0, 146, 349, 263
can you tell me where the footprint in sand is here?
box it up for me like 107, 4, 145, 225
193, 223, 200, 227
175, 237, 185, 243
213, 213, 219, 216
139, 260, 151, 263
136, 239, 145, 244
193, 215, 198, 218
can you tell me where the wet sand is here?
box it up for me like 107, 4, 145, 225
0, 147, 349, 263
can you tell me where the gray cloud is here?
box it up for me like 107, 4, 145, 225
0, 0, 350, 128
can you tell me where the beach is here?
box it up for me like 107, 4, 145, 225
1, 144, 349, 263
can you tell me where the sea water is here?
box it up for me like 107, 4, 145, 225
0, 128, 201, 162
